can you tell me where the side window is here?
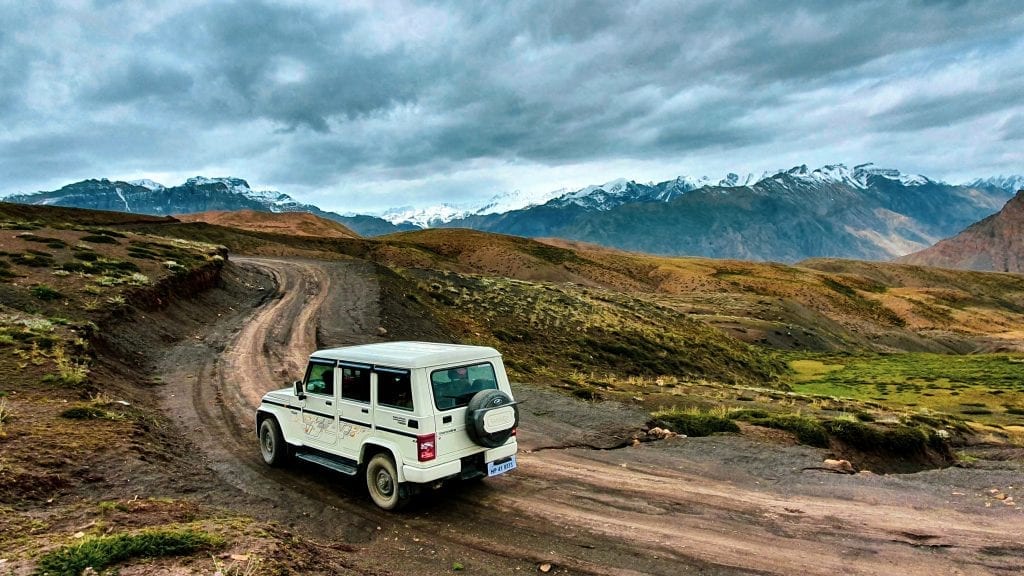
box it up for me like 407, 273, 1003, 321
304, 362, 335, 396
340, 365, 371, 403
430, 362, 498, 410
377, 369, 413, 411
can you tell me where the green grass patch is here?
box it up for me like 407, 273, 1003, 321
823, 419, 934, 453
652, 408, 740, 437
33, 528, 223, 575
786, 353, 1024, 426
733, 412, 829, 447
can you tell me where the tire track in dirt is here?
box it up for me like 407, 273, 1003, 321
161, 257, 1024, 576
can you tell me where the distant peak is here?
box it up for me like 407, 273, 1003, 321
186, 176, 252, 189
128, 178, 165, 191
772, 162, 930, 188
966, 175, 1024, 193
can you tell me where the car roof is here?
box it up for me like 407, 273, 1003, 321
311, 341, 502, 369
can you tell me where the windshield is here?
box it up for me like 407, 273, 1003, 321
430, 362, 498, 410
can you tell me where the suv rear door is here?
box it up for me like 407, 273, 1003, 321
372, 367, 417, 430
430, 362, 500, 455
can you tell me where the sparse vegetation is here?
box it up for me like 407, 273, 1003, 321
48, 343, 89, 386
33, 528, 223, 576
80, 233, 119, 244
30, 284, 62, 301
652, 407, 740, 436
59, 405, 120, 420
0, 397, 10, 435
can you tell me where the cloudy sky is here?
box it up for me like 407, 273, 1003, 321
1, 0, 1022, 214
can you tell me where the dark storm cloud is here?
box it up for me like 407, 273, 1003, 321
999, 114, 1024, 141
87, 59, 195, 104
1, 0, 1022, 205
872, 78, 1024, 133
131, 1, 429, 132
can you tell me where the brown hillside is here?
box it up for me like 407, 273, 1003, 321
115, 221, 1024, 354
177, 209, 360, 239
896, 190, 1024, 272
380, 229, 1024, 353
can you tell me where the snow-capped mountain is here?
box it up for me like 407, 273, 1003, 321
381, 186, 565, 227
967, 175, 1024, 194
440, 162, 1014, 262
127, 178, 165, 192
382, 203, 472, 228
767, 163, 930, 190
4, 176, 412, 237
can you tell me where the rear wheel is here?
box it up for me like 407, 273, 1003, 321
259, 417, 289, 467
366, 452, 410, 510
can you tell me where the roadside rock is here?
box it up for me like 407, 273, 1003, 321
823, 459, 855, 474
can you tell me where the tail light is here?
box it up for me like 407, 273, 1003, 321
511, 428, 517, 437
417, 433, 436, 462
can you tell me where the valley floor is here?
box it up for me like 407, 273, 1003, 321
3, 256, 1022, 575
140, 259, 1024, 574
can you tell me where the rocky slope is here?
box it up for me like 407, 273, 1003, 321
897, 190, 1024, 272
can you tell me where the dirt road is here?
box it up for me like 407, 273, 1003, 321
159, 257, 1024, 575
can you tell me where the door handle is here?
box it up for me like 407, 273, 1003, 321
361, 408, 369, 414
325, 400, 332, 406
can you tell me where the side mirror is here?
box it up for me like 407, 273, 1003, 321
293, 379, 306, 400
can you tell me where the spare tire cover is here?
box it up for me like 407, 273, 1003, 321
466, 389, 519, 448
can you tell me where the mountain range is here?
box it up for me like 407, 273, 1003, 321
440, 164, 1017, 262
3, 177, 415, 237
4, 164, 1021, 263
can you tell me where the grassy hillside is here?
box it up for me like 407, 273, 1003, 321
0, 210, 227, 502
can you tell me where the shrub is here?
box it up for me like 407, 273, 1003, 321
33, 528, 223, 575
52, 344, 88, 386
736, 413, 829, 447
11, 252, 53, 267
31, 285, 63, 301
80, 234, 119, 244
60, 406, 114, 420
654, 409, 740, 437
824, 420, 929, 454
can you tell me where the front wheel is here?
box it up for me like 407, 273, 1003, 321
365, 452, 410, 510
259, 417, 289, 467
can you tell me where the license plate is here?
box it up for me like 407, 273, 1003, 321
487, 455, 517, 477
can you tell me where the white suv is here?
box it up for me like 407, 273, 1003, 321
256, 342, 519, 509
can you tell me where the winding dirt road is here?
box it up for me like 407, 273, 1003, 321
159, 257, 1024, 576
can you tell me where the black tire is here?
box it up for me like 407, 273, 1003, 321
258, 417, 289, 467
366, 452, 409, 510
466, 389, 519, 448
